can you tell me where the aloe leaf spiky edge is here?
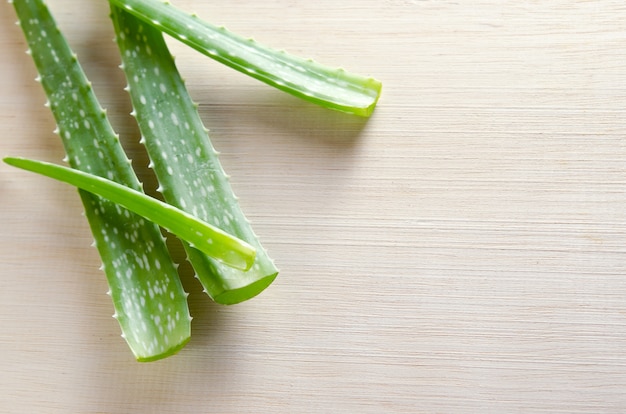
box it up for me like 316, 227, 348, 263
109, 0, 382, 116
11, 0, 191, 361
111, 6, 278, 304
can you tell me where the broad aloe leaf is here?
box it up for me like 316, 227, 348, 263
111, 6, 277, 304
109, 0, 382, 116
11, 0, 190, 361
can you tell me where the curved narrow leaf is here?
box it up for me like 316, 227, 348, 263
4, 157, 256, 271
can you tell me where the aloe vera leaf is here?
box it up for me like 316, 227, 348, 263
11, 0, 191, 361
108, 0, 382, 117
111, 6, 277, 304
4, 156, 257, 271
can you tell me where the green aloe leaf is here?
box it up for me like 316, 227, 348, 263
4, 157, 256, 271
111, 6, 277, 304
109, 0, 382, 116
11, 0, 191, 361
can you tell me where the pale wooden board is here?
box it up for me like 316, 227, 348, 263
1, 0, 626, 412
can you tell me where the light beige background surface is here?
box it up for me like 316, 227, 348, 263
2, 0, 626, 412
